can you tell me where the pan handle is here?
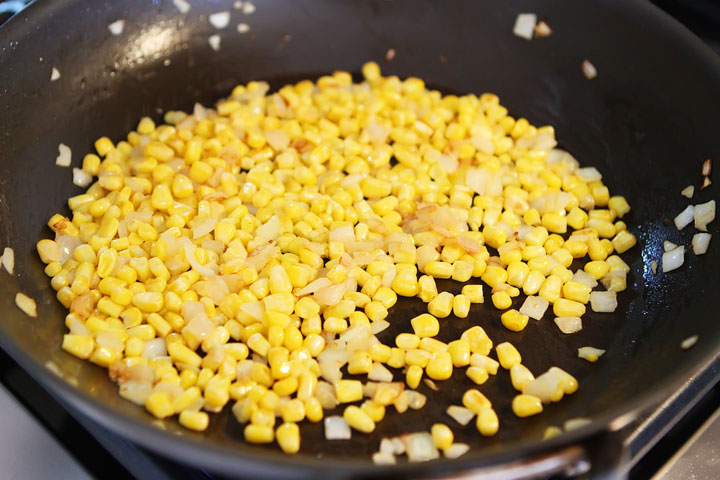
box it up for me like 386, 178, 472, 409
433, 430, 625, 480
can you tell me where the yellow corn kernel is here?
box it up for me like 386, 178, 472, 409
461, 284, 484, 304
360, 400, 386, 423
510, 364, 535, 391
608, 196, 631, 218
448, 339, 470, 367
500, 309, 529, 332
62, 334, 95, 359
584, 260, 610, 279
244, 424, 274, 444
145, 391, 174, 419
427, 291, 453, 318
344, 405, 375, 433
424, 260, 453, 279
348, 351, 373, 375
612, 230, 636, 253
426, 351, 453, 380
538, 275, 562, 303
476, 408, 499, 436
491, 291, 512, 310
406, 364, 423, 389
374, 287, 398, 309
179, 410, 210, 431
452, 294, 470, 318
566, 207, 588, 230
275, 422, 301, 454
466, 366, 489, 385
512, 394, 543, 417
418, 275, 438, 303
541, 212, 567, 234
481, 265, 508, 288
335, 379, 363, 403
431, 423, 454, 450
462, 389, 492, 414
411, 313, 440, 338
364, 301, 388, 322
553, 298, 586, 317
496, 342, 521, 369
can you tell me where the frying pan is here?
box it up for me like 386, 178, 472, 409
1, 0, 719, 477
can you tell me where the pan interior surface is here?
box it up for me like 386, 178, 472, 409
0, 0, 719, 476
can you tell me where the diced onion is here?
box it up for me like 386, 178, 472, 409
404, 432, 439, 462
446, 405, 474, 426
15, 292, 37, 317
444, 443, 470, 459
237, 22, 250, 34
50, 67, 61, 81
554, 316, 582, 334
681, 185, 694, 198
673, 205, 694, 230
522, 371, 562, 403
564, 418, 592, 431
242, 1, 256, 14
577, 167, 602, 183
534, 20, 552, 38
662, 245, 685, 273
56, 143, 71, 167
265, 130, 290, 151
368, 363, 394, 382
314, 283, 346, 306
173, 0, 191, 13
208, 34, 221, 51
108, 19, 125, 35
406, 391, 427, 410
582, 60, 597, 80
589, 291, 617, 313
663, 240, 677, 252
519, 295, 549, 320
702, 158, 712, 176
370, 319, 390, 334
209, 11, 230, 29
192, 218, 217, 239
694, 200, 716, 231
372, 452, 396, 465
681, 335, 698, 350
572, 270, 598, 288
513, 13, 537, 40
578, 346, 605, 362
2, 247, 14, 275
324, 416, 351, 440
72, 168, 93, 187
692, 233, 711, 255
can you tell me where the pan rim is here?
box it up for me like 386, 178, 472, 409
1, 0, 720, 476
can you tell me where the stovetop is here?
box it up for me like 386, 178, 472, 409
1, 1, 719, 479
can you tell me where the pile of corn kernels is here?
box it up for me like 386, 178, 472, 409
36, 62, 636, 458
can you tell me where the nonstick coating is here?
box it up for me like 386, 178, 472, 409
1, 0, 719, 477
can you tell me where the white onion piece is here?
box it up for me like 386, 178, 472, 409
663, 240, 677, 252
173, 0, 191, 13
56, 143, 71, 166
368, 363, 394, 383
407, 391, 427, 410
314, 283, 346, 306
296, 277, 331, 297
513, 13, 537, 40
534, 20, 552, 38
405, 432, 440, 462
662, 245, 685, 273
208, 34, 221, 51
238, 301, 264, 321
577, 167, 602, 183
242, 1, 256, 14
681, 335, 698, 350
236, 359, 253, 380
96, 332, 125, 352
370, 320, 390, 335
254, 216, 281, 244
694, 200, 716, 231
72, 168, 93, 187
589, 291, 617, 313
237, 22, 250, 34
522, 371, 562, 403
379, 438, 396, 455
15, 293, 37, 317
182, 301, 205, 322
2, 247, 14, 275
265, 130, 290, 151
692, 233, 711, 255
582, 60, 597, 79
446, 405, 475, 426
681, 185, 694, 198
50, 67, 61, 81
674, 205, 694, 230
554, 316, 582, 334
179, 237, 216, 277
564, 418, 592, 431
192, 218, 217, 239
142, 338, 167, 358
209, 11, 230, 29
572, 270, 598, 288
444, 443, 470, 459
578, 346, 605, 362
519, 295, 549, 320
108, 19, 125, 35
324, 416, 351, 440
182, 314, 214, 342
372, 452, 396, 465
